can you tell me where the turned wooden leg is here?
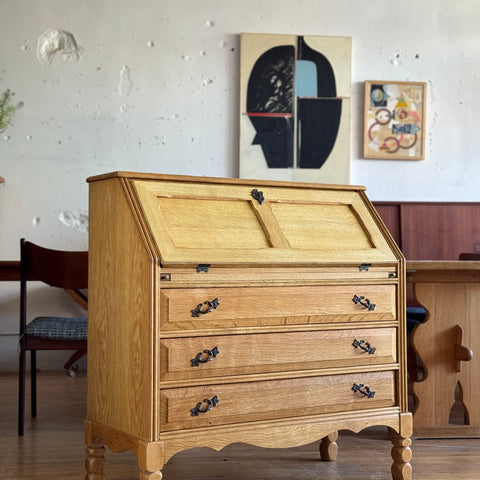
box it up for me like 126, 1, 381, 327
319, 431, 338, 461
137, 439, 164, 480
390, 430, 412, 480
85, 438, 105, 479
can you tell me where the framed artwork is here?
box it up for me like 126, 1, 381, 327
363, 80, 427, 160
239, 33, 352, 184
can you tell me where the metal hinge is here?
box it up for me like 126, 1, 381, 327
160, 273, 171, 281
196, 264, 210, 273
359, 263, 371, 272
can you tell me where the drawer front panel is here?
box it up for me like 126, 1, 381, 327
160, 284, 396, 333
160, 328, 397, 382
159, 371, 396, 432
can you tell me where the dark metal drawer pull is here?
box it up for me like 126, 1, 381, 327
191, 395, 219, 416
352, 339, 376, 355
352, 383, 375, 398
191, 346, 219, 367
191, 298, 219, 317
352, 295, 376, 311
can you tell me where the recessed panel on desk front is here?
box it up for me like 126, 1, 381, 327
131, 179, 396, 266
271, 202, 373, 250
159, 197, 271, 249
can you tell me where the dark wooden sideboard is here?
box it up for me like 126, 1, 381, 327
373, 202, 480, 260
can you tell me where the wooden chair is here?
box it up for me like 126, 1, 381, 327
18, 238, 88, 436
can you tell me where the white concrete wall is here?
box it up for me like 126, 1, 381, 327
1, 0, 479, 370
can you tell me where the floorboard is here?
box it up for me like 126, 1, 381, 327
1, 371, 480, 479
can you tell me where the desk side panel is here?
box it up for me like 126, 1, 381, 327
87, 178, 155, 440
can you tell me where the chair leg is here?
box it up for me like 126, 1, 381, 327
63, 348, 86, 371
31, 350, 37, 418
18, 345, 26, 436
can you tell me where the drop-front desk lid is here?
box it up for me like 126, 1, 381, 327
88, 172, 398, 267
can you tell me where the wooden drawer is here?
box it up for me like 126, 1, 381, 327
159, 370, 396, 432
160, 327, 397, 382
160, 284, 396, 333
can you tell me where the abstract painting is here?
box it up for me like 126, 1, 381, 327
239, 33, 352, 184
363, 80, 426, 160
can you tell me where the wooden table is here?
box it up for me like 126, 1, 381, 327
0, 261, 20, 281
407, 261, 480, 437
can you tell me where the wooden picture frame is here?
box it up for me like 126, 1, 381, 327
239, 33, 352, 183
363, 80, 426, 160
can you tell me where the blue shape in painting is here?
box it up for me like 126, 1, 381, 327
296, 60, 317, 97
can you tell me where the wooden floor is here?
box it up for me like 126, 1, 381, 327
1, 372, 480, 479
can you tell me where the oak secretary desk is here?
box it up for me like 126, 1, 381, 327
85, 172, 412, 479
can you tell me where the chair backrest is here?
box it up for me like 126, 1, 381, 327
20, 239, 88, 289
20, 238, 89, 334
